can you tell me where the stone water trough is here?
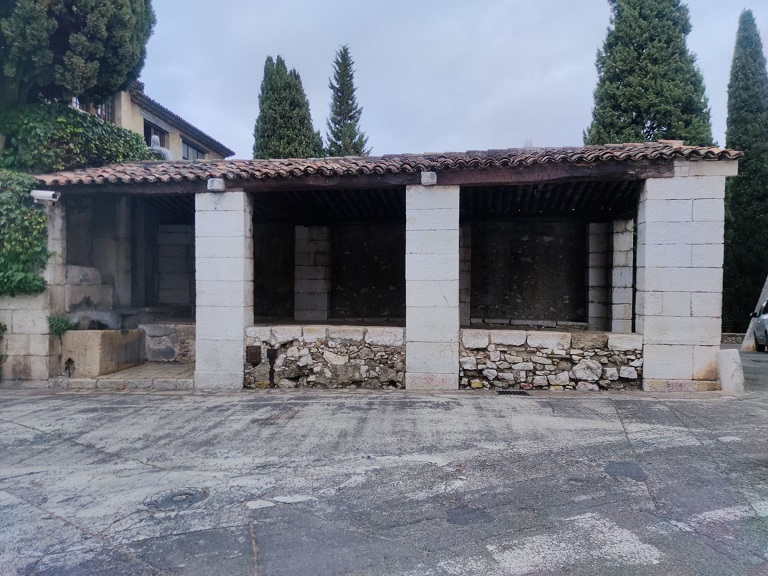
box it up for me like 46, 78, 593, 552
60, 329, 144, 378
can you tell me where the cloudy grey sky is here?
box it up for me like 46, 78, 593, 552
139, 1, 768, 159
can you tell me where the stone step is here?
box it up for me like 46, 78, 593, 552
67, 377, 193, 391
65, 265, 102, 286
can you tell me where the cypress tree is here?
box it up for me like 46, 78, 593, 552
253, 55, 323, 159
723, 10, 768, 331
584, 0, 713, 146
325, 45, 370, 157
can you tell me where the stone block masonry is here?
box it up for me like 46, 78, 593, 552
244, 325, 404, 389
636, 160, 736, 391
459, 329, 643, 391
405, 182, 460, 390
195, 190, 254, 391
294, 226, 330, 322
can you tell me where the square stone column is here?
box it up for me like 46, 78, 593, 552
405, 181, 460, 390
636, 160, 738, 391
194, 189, 254, 390
587, 223, 610, 331
294, 226, 330, 322
611, 219, 634, 333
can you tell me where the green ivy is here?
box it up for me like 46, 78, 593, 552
0, 170, 47, 296
0, 321, 7, 374
0, 103, 154, 173
47, 315, 77, 336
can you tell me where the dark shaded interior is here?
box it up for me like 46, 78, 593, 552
470, 220, 586, 322
330, 223, 405, 320
253, 223, 294, 318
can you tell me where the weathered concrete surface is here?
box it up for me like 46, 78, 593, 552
1, 386, 768, 575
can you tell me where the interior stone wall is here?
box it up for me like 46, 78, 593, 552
330, 223, 405, 320
470, 220, 587, 323
156, 224, 194, 307
253, 223, 294, 318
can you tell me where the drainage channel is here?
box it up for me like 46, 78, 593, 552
496, 390, 530, 396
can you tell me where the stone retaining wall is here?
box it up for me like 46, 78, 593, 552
140, 323, 195, 363
244, 325, 405, 389
460, 329, 643, 391
721, 333, 744, 345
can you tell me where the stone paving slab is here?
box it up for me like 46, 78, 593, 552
1, 383, 768, 575
68, 362, 194, 391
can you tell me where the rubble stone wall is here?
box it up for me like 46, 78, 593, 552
244, 325, 405, 389
460, 329, 643, 391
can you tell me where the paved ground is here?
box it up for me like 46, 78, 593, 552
1, 355, 768, 575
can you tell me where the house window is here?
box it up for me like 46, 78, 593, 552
94, 98, 114, 124
182, 141, 206, 160
71, 96, 89, 111
144, 121, 167, 147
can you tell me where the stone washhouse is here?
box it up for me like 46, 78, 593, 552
1, 142, 740, 392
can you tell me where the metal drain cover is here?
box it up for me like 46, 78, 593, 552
497, 390, 530, 396
144, 487, 210, 511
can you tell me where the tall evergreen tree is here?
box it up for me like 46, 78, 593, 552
584, 0, 713, 146
325, 45, 369, 156
253, 55, 323, 159
723, 10, 768, 331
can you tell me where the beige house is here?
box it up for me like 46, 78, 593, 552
76, 81, 234, 161
0, 142, 741, 393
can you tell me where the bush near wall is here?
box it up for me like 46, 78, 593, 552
0, 170, 47, 296
0, 103, 154, 173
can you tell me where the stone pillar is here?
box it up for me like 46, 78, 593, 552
611, 219, 634, 333
294, 226, 330, 322
459, 222, 472, 327
113, 197, 132, 307
636, 159, 738, 391
194, 189, 254, 390
405, 178, 460, 390
587, 223, 610, 331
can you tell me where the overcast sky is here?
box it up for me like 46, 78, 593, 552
139, 1, 768, 159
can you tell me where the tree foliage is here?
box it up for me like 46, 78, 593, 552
0, 0, 155, 109
325, 45, 369, 157
253, 55, 323, 159
723, 10, 768, 331
584, 0, 713, 146
0, 103, 154, 172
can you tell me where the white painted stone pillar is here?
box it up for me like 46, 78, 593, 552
194, 188, 254, 390
294, 226, 330, 322
636, 160, 738, 391
611, 219, 634, 333
405, 176, 460, 390
587, 223, 610, 331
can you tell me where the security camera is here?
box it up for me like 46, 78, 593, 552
30, 190, 60, 204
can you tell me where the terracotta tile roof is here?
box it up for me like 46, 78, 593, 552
37, 142, 741, 187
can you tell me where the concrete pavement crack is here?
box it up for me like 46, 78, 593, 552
610, 399, 661, 513
0, 416, 171, 473
250, 523, 259, 576
5, 489, 170, 576
662, 402, 768, 521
